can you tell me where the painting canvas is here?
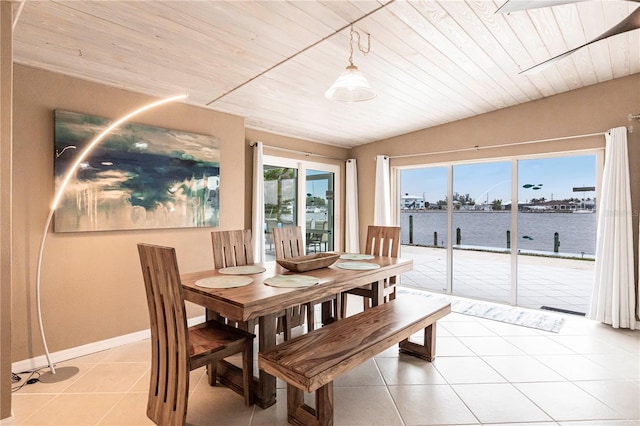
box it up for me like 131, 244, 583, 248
54, 110, 220, 232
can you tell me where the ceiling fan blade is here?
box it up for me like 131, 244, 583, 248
520, 6, 640, 74
496, 0, 586, 14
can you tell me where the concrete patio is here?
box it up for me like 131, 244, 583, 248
400, 244, 594, 316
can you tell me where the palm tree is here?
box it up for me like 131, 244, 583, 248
264, 167, 295, 223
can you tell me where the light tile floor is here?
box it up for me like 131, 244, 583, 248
10, 295, 640, 426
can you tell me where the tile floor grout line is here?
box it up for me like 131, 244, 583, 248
372, 358, 407, 426
93, 392, 128, 426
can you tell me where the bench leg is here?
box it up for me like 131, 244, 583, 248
316, 383, 334, 426
287, 385, 305, 425
287, 383, 334, 426
399, 323, 437, 361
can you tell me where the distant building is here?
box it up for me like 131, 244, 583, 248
473, 202, 492, 211
401, 194, 425, 209
520, 199, 596, 213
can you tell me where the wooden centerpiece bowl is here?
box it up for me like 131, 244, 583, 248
276, 252, 340, 273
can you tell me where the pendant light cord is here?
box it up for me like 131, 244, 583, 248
348, 26, 371, 66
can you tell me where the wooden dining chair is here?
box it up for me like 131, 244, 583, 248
272, 225, 304, 259
211, 229, 254, 269
271, 226, 308, 339
137, 243, 254, 426
211, 228, 299, 345
210, 229, 258, 335
272, 226, 341, 334
340, 225, 401, 318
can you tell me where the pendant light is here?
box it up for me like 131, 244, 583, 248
325, 25, 376, 102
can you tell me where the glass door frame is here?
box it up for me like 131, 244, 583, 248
264, 154, 341, 253
392, 148, 603, 307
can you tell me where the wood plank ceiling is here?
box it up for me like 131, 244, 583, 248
12, 0, 640, 148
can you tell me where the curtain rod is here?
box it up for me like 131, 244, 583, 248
252, 125, 632, 162
250, 141, 345, 162
388, 130, 615, 159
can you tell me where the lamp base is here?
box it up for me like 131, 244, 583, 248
38, 366, 80, 383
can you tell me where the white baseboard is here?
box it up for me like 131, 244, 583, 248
12, 315, 206, 373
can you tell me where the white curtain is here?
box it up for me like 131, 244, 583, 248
345, 159, 360, 253
588, 127, 635, 329
251, 141, 265, 263
374, 155, 391, 226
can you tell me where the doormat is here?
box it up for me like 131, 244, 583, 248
397, 288, 565, 333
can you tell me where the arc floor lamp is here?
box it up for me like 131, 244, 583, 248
36, 93, 188, 382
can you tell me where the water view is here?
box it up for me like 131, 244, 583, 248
401, 210, 596, 257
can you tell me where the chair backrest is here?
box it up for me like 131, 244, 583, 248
272, 226, 304, 259
364, 226, 400, 258
211, 229, 254, 269
320, 220, 329, 244
137, 243, 190, 426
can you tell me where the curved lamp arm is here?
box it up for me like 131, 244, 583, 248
36, 93, 188, 374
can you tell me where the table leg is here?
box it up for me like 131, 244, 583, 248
319, 294, 342, 325
371, 279, 385, 307
257, 313, 277, 408
321, 300, 333, 325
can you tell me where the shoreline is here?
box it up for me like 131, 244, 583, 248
401, 209, 594, 214
402, 243, 595, 261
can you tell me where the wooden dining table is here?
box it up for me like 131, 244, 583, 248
180, 254, 413, 408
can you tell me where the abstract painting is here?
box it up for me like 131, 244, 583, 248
54, 110, 220, 232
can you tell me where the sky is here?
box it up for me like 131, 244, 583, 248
306, 169, 330, 199
400, 155, 597, 204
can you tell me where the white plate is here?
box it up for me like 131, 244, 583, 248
339, 253, 375, 260
195, 276, 253, 289
218, 265, 266, 275
336, 262, 380, 270
263, 275, 319, 288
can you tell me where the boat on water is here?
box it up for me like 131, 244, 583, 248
573, 209, 595, 214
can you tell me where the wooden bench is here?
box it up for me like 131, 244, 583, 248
258, 297, 451, 426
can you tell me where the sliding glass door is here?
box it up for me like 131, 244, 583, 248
399, 167, 448, 293
398, 152, 598, 313
451, 161, 512, 304
263, 156, 340, 260
306, 169, 335, 253
516, 155, 597, 315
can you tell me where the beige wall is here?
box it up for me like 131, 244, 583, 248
351, 73, 640, 319
245, 129, 349, 162
11, 65, 250, 362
